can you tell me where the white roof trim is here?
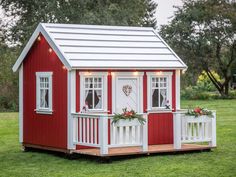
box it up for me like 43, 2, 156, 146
12, 24, 72, 72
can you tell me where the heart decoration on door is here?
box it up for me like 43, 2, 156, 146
122, 85, 132, 96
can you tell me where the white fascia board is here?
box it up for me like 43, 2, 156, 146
12, 23, 72, 72
152, 30, 188, 69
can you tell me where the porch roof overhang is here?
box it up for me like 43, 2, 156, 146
12, 23, 187, 72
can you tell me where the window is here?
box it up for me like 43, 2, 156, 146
147, 72, 172, 111
80, 72, 108, 112
84, 77, 103, 109
151, 77, 168, 108
36, 72, 53, 114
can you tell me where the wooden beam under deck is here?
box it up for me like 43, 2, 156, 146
72, 144, 214, 157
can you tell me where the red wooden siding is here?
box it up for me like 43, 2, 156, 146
148, 113, 173, 145
23, 35, 67, 149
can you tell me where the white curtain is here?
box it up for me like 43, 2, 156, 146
160, 89, 167, 107
85, 78, 92, 101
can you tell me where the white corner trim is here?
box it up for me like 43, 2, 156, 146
19, 64, 23, 143
79, 72, 108, 112
176, 70, 181, 110
67, 70, 76, 150
147, 71, 172, 111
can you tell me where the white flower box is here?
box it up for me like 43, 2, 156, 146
184, 115, 212, 123
114, 118, 141, 127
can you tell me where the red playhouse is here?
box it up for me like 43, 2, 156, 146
13, 23, 216, 157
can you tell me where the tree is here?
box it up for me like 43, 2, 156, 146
0, 0, 157, 46
160, 0, 236, 96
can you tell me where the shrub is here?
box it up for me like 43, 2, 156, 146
181, 86, 221, 100
196, 71, 221, 92
0, 96, 18, 112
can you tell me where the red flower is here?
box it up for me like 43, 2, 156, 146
194, 107, 201, 114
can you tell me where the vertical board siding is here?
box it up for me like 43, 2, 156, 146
23, 35, 67, 149
148, 113, 173, 145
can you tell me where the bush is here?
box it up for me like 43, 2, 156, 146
196, 71, 221, 92
0, 96, 18, 112
181, 86, 220, 100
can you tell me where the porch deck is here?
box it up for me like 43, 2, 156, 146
72, 144, 213, 157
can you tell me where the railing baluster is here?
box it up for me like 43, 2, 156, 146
87, 118, 89, 143
131, 126, 135, 144
125, 126, 129, 144
94, 118, 97, 145
119, 127, 123, 144
136, 126, 140, 143
79, 117, 82, 143
83, 117, 86, 143
91, 118, 94, 144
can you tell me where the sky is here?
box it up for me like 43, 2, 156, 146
155, 0, 183, 28
0, 0, 183, 28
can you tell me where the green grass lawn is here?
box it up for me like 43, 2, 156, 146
0, 100, 235, 177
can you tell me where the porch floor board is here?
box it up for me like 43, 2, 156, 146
72, 144, 213, 157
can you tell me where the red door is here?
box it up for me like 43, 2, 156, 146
148, 113, 173, 145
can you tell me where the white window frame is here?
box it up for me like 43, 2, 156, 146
80, 72, 108, 113
147, 72, 172, 112
35, 72, 53, 114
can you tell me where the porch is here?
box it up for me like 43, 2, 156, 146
70, 110, 216, 157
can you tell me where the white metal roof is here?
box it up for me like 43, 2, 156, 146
13, 23, 187, 72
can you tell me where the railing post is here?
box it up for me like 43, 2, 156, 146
99, 116, 108, 155
142, 114, 148, 152
73, 115, 78, 144
174, 112, 182, 149
209, 111, 216, 147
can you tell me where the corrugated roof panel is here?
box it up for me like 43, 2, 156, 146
56, 40, 166, 48
66, 53, 177, 61
61, 47, 171, 54
41, 23, 187, 69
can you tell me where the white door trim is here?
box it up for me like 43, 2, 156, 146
112, 72, 144, 114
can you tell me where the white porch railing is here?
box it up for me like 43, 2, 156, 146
173, 110, 216, 149
71, 113, 148, 156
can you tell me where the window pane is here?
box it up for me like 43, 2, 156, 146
152, 89, 159, 107
44, 89, 49, 108
84, 76, 103, 110
85, 90, 93, 109
40, 89, 49, 108
160, 89, 167, 107
40, 89, 44, 107
94, 90, 102, 109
